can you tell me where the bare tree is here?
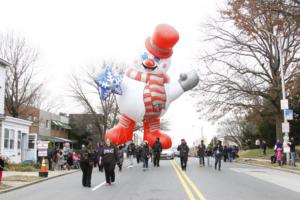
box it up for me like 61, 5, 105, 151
0, 32, 43, 118
218, 116, 245, 148
196, 0, 300, 140
68, 61, 125, 140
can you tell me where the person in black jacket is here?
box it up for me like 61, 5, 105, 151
197, 140, 205, 167
141, 141, 150, 171
101, 138, 118, 185
127, 141, 136, 166
152, 138, 162, 167
213, 141, 224, 171
80, 142, 96, 187
289, 137, 297, 167
0, 155, 5, 184
177, 139, 189, 171
136, 145, 142, 164
117, 145, 124, 171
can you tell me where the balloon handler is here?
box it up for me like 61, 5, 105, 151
97, 24, 199, 149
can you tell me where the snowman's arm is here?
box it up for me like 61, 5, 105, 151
166, 70, 199, 103
166, 79, 185, 103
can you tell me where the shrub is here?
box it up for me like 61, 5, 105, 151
6, 163, 37, 172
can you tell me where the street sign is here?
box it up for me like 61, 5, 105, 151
284, 109, 293, 120
282, 122, 290, 133
280, 100, 289, 110
38, 141, 49, 157
38, 150, 47, 157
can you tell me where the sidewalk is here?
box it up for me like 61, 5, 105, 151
236, 158, 300, 174
0, 169, 79, 194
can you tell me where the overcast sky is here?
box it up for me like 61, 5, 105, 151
0, 0, 224, 146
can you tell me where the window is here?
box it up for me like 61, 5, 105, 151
4, 129, 9, 149
10, 130, 15, 149
27, 116, 33, 121
18, 131, 22, 149
28, 135, 36, 149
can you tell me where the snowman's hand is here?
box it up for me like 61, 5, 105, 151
179, 70, 199, 92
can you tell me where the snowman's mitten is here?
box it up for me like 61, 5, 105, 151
179, 70, 199, 92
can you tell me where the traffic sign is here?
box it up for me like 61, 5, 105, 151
282, 122, 290, 133
280, 100, 289, 110
284, 109, 293, 120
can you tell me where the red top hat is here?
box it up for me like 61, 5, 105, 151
145, 24, 179, 59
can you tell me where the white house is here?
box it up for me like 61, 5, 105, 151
0, 58, 32, 163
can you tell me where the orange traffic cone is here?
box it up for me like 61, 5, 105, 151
39, 157, 48, 177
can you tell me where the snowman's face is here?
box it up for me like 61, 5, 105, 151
133, 50, 171, 74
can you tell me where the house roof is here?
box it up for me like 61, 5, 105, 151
51, 120, 71, 129
0, 58, 11, 67
38, 134, 73, 143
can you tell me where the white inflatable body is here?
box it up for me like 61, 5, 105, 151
117, 75, 184, 122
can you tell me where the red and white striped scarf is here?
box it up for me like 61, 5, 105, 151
126, 68, 169, 120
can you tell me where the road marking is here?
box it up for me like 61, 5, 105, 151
172, 160, 206, 200
91, 181, 106, 191
170, 160, 196, 200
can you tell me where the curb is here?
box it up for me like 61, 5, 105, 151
0, 170, 80, 194
235, 160, 300, 175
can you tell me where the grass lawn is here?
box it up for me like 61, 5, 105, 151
0, 183, 12, 190
3, 175, 42, 182
239, 148, 274, 159
239, 146, 300, 160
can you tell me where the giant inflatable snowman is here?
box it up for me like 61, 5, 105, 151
105, 24, 199, 149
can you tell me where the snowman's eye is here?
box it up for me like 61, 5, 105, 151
154, 56, 160, 63
141, 52, 148, 60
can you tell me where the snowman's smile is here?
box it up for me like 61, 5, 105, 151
142, 63, 157, 71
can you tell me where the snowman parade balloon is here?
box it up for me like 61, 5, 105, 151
104, 24, 199, 149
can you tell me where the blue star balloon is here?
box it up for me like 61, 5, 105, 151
95, 67, 122, 100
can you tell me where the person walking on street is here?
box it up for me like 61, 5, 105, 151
223, 146, 228, 162
141, 141, 150, 171
227, 146, 233, 162
117, 145, 124, 171
101, 138, 118, 185
197, 140, 205, 167
214, 141, 223, 171
261, 141, 267, 157
152, 138, 162, 167
80, 142, 96, 187
205, 147, 213, 167
289, 137, 297, 167
127, 140, 136, 166
177, 139, 189, 171
136, 145, 142, 164
97, 141, 104, 172
0, 155, 5, 184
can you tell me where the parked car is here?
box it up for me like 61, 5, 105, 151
160, 149, 175, 160
171, 147, 180, 157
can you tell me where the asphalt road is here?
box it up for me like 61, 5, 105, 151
2, 158, 300, 200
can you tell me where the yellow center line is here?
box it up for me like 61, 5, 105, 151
172, 160, 206, 200
170, 160, 196, 200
